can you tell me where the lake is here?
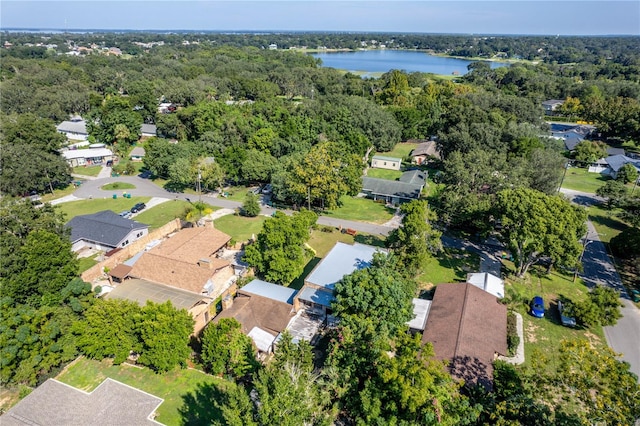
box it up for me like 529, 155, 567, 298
311, 49, 508, 76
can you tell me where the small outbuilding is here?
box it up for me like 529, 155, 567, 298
371, 155, 402, 170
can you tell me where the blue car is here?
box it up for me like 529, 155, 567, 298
530, 296, 545, 318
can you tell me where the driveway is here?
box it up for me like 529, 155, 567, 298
563, 189, 640, 380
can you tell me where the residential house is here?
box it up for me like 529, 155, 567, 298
61, 146, 114, 167
107, 278, 215, 334
603, 154, 640, 179
371, 155, 402, 170
0, 378, 163, 425
542, 99, 565, 115
214, 279, 298, 353
361, 169, 427, 205
422, 283, 507, 389
410, 140, 441, 164
66, 210, 149, 253
294, 242, 386, 318
128, 226, 234, 300
56, 115, 88, 141
140, 123, 157, 138
130, 146, 146, 161
466, 272, 505, 299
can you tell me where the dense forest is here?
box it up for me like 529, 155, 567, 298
1, 32, 640, 424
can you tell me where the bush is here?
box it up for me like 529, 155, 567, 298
610, 227, 640, 258
320, 225, 335, 233
506, 311, 520, 355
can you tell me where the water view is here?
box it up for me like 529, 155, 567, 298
311, 49, 509, 76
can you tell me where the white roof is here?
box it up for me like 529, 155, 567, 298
240, 279, 297, 304
407, 298, 431, 331
62, 147, 113, 160
466, 272, 504, 299
247, 327, 277, 353
57, 119, 87, 135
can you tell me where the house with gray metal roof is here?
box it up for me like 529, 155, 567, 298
361, 170, 427, 205
141, 123, 157, 137
1, 378, 163, 425
294, 242, 387, 317
56, 115, 88, 141
604, 154, 640, 179
240, 279, 298, 304
61, 146, 114, 167
66, 210, 149, 253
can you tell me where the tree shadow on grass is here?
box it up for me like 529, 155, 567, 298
289, 257, 321, 290
178, 381, 226, 425
354, 234, 386, 248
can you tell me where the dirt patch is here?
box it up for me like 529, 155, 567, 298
583, 331, 602, 346
526, 322, 539, 343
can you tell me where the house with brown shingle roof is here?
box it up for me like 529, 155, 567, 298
422, 283, 507, 389
213, 279, 298, 353
410, 140, 441, 164
120, 226, 234, 333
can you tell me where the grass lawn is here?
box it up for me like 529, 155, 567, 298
585, 205, 629, 243
78, 253, 99, 273
377, 142, 418, 160
213, 214, 267, 243
55, 196, 151, 221
56, 357, 231, 426
561, 167, 611, 193
41, 183, 82, 203
367, 168, 404, 180
101, 182, 136, 191
324, 196, 396, 224
416, 248, 479, 288
73, 165, 103, 177
503, 263, 606, 372
134, 201, 194, 229
222, 185, 259, 202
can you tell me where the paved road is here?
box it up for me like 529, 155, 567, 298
562, 188, 640, 380
441, 235, 503, 277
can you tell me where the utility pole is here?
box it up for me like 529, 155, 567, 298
307, 186, 311, 211
197, 166, 202, 202
558, 161, 569, 194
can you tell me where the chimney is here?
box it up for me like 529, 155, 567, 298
198, 258, 213, 269
221, 294, 234, 310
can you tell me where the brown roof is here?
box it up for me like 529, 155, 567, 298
152, 227, 231, 264
422, 283, 507, 388
213, 293, 295, 336
411, 141, 441, 159
129, 252, 229, 294
107, 278, 211, 311
108, 264, 132, 280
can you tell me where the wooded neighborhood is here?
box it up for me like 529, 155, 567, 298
1, 31, 639, 425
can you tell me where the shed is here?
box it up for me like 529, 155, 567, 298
371, 155, 402, 170
130, 146, 146, 161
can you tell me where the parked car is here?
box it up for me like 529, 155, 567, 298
557, 299, 576, 327
119, 210, 132, 219
139, 170, 152, 179
130, 202, 146, 213
530, 296, 545, 318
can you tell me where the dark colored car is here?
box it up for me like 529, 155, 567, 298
557, 300, 576, 327
130, 202, 146, 213
139, 170, 152, 179
530, 296, 545, 318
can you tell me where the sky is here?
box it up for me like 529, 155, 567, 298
1, 1, 639, 36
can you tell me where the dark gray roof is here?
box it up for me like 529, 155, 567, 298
362, 173, 424, 200
66, 210, 148, 248
131, 146, 146, 157
399, 169, 427, 185
1, 378, 163, 425
606, 155, 640, 172
606, 147, 625, 156
141, 123, 157, 135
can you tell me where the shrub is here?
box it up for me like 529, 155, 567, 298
320, 225, 335, 233
506, 311, 520, 355
610, 228, 640, 259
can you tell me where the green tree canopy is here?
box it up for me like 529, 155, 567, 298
616, 163, 639, 184
496, 188, 587, 276
243, 210, 317, 285
242, 192, 261, 217
596, 180, 628, 209
88, 95, 142, 146
573, 140, 607, 164
200, 318, 258, 378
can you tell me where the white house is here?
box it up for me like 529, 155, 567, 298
371, 155, 402, 171
56, 115, 88, 141
61, 147, 114, 167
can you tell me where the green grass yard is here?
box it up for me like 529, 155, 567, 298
366, 168, 404, 180
72, 165, 102, 177
55, 197, 151, 221
585, 205, 629, 243
213, 214, 267, 243
134, 201, 194, 229
56, 357, 230, 426
376, 142, 418, 160
324, 196, 395, 224
561, 167, 611, 193
78, 253, 99, 273
416, 248, 479, 288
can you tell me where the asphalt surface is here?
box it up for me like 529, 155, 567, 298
562, 188, 640, 380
